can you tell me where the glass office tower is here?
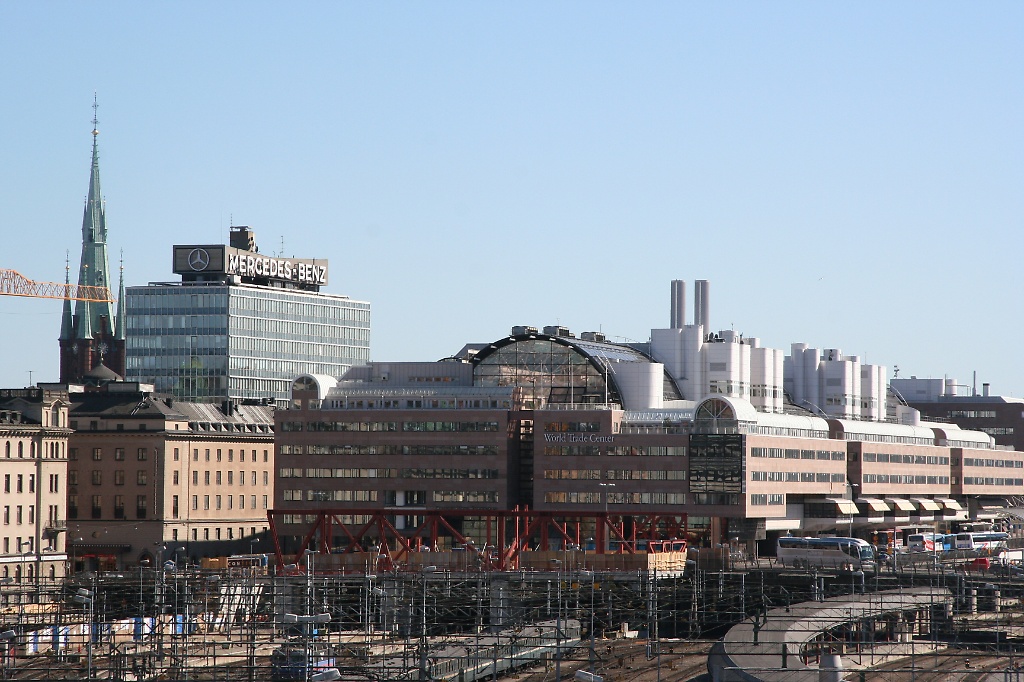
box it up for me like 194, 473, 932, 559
125, 282, 370, 404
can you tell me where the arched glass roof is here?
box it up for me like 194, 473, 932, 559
471, 334, 681, 408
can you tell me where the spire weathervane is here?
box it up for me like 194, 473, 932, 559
92, 92, 99, 137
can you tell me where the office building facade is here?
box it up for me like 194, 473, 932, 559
65, 381, 275, 570
0, 387, 72, 592
125, 226, 370, 405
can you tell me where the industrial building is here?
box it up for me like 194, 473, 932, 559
273, 280, 1021, 554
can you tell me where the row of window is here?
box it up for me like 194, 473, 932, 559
3, 441, 64, 459
322, 398, 509, 410
3, 474, 58, 494
188, 448, 269, 463
2, 505, 35, 524
544, 422, 603, 433
750, 448, 846, 460
71, 447, 151, 462
861, 474, 951, 484
964, 457, 1024, 469
750, 471, 845, 483
542, 469, 688, 481
963, 477, 1024, 486
189, 470, 268, 486
948, 410, 998, 419
280, 444, 500, 457
863, 453, 950, 465
750, 494, 785, 506
190, 494, 269, 511
543, 446, 602, 457
277, 468, 500, 480
73, 470, 148, 486
541, 492, 690, 505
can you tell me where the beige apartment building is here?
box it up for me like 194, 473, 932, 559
0, 387, 72, 596
66, 381, 274, 570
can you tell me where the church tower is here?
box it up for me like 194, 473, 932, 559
59, 96, 126, 383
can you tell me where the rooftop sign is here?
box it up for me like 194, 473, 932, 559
172, 245, 328, 286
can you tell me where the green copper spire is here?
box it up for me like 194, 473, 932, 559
74, 94, 115, 339
59, 254, 74, 341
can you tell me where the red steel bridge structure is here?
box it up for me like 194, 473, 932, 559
267, 507, 690, 573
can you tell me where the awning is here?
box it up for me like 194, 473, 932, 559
1001, 508, 1024, 521
885, 498, 916, 512
825, 497, 860, 515
72, 543, 131, 552
977, 497, 1008, 511
936, 498, 963, 511
911, 498, 942, 512
857, 498, 890, 512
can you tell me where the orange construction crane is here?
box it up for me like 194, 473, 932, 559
0, 269, 113, 302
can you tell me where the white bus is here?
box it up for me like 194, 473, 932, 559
954, 532, 1009, 555
777, 536, 876, 570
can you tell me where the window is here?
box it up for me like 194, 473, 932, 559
92, 448, 102, 461
192, 495, 198, 511
205, 449, 210, 462
228, 449, 234, 462
193, 449, 199, 462
2, 507, 8, 524
263, 450, 269, 463
204, 472, 211, 485
217, 449, 222, 462
114, 471, 125, 486
138, 448, 148, 461
16, 475, 23, 493
227, 471, 233, 485
262, 495, 268, 509
137, 470, 147, 486
91, 495, 102, 519
203, 495, 210, 510
69, 448, 77, 461
3, 475, 7, 494
216, 495, 222, 510
114, 495, 125, 519
28, 475, 34, 493
204, 528, 209, 541
114, 448, 125, 461
91, 470, 102, 486
173, 448, 180, 461
172, 495, 179, 519
216, 471, 222, 485
263, 471, 269, 486
136, 495, 147, 519
173, 471, 179, 485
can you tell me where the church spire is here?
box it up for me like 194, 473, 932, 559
59, 253, 74, 341
114, 253, 126, 341
73, 93, 115, 338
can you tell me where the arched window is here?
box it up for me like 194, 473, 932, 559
4, 442, 9, 458
17, 443, 23, 458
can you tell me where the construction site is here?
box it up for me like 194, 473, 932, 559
3, 544, 1024, 682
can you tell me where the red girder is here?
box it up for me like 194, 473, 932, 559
267, 508, 689, 573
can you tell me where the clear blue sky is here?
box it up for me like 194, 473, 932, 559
2, 4, 1022, 394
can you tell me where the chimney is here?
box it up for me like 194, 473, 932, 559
694, 280, 710, 329
670, 280, 686, 329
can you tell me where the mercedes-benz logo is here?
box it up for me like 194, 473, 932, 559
188, 248, 211, 271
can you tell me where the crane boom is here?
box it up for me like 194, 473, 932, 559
0, 269, 114, 302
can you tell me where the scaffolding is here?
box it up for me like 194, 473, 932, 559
1, 559, 1023, 681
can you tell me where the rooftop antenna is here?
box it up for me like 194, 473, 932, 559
276, 236, 285, 258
